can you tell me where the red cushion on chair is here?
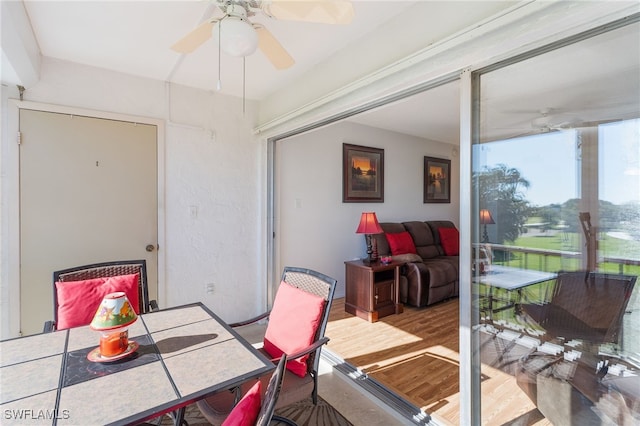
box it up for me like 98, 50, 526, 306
385, 231, 417, 255
221, 381, 262, 426
263, 281, 326, 377
55, 273, 140, 330
438, 227, 460, 256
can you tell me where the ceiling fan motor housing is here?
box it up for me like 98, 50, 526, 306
173, 0, 351, 69
213, 3, 259, 57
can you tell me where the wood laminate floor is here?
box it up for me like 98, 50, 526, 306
326, 298, 551, 426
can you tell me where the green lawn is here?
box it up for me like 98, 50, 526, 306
494, 231, 640, 275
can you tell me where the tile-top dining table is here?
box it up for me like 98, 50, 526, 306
0, 303, 274, 425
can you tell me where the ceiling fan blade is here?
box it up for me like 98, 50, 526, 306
256, 26, 295, 70
262, 0, 354, 25
171, 20, 216, 53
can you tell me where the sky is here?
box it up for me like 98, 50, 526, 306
600, 120, 640, 205
477, 119, 640, 207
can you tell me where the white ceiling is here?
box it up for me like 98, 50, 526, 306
5, 1, 639, 144
6, 0, 505, 143
347, 81, 460, 143
346, 19, 640, 144
20, 0, 422, 100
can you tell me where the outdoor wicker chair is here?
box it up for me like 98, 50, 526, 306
44, 259, 157, 332
197, 266, 337, 425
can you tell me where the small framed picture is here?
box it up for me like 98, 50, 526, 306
343, 143, 384, 203
424, 156, 451, 203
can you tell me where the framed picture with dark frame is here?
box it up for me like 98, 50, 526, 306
343, 143, 384, 203
424, 156, 451, 203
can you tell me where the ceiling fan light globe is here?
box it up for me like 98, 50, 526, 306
213, 18, 258, 57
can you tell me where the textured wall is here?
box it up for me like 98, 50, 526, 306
1, 58, 265, 337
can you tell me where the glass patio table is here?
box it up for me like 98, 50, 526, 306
0, 303, 273, 425
475, 265, 557, 318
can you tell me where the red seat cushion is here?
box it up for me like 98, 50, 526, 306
55, 273, 140, 330
438, 227, 460, 256
385, 231, 417, 255
221, 381, 262, 426
263, 281, 326, 377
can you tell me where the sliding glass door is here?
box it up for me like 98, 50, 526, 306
471, 19, 639, 424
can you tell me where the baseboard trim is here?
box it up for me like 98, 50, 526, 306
321, 348, 437, 426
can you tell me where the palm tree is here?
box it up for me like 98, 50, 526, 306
473, 164, 532, 244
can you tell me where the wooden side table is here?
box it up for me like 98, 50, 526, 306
344, 259, 403, 322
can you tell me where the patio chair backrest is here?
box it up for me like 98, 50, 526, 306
542, 271, 636, 344
280, 266, 337, 378
52, 260, 152, 327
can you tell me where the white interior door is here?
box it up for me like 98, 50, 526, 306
19, 109, 158, 336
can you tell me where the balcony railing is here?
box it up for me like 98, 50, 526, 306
478, 242, 640, 361
485, 243, 640, 275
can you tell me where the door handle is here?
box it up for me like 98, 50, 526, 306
146, 244, 156, 252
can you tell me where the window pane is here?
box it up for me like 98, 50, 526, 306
599, 119, 640, 356
473, 22, 640, 425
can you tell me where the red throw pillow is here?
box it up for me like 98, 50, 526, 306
263, 281, 326, 377
55, 273, 140, 330
385, 231, 417, 255
221, 381, 262, 426
438, 227, 460, 256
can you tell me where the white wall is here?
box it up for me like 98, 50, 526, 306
276, 121, 459, 297
1, 57, 265, 337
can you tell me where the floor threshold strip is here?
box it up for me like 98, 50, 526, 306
321, 349, 435, 426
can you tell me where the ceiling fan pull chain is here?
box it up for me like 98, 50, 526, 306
217, 20, 222, 91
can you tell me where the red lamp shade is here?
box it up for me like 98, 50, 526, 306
356, 212, 383, 234
479, 209, 495, 225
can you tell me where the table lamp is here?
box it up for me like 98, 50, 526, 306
480, 209, 495, 243
356, 212, 384, 265
89, 292, 138, 360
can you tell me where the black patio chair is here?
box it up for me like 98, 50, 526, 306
44, 259, 157, 332
197, 266, 337, 426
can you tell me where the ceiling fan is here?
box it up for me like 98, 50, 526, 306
529, 108, 584, 131
490, 111, 626, 143
493, 108, 587, 134
171, 0, 355, 70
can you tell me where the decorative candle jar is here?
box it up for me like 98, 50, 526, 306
98, 327, 130, 357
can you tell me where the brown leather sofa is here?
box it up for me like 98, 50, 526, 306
371, 220, 459, 307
